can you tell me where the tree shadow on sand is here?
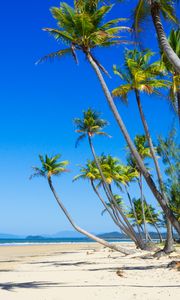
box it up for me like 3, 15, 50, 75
0, 281, 61, 291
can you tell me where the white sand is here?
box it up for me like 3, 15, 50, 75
0, 243, 179, 300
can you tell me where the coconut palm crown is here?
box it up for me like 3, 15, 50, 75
30, 154, 69, 179
37, 0, 130, 74
112, 49, 170, 101
74, 108, 110, 147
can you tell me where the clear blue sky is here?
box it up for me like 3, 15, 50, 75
0, 0, 178, 236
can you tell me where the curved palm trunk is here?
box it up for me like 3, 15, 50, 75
47, 177, 133, 255
90, 180, 138, 244
87, 135, 143, 247
150, 2, 180, 73
135, 89, 174, 252
87, 53, 180, 234
139, 175, 149, 241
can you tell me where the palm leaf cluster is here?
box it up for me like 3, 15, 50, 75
31, 154, 69, 179
74, 108, 109, 146
74, 154, 139, 186
112, 49, 170, 101
127, 198, 161, 226
38, 0, 130, 73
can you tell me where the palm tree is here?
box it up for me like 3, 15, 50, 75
113, 49, 174, 252
30, 154, 133, 254
38, 0, 180, 233
73, 156, 143, 247
133, 0, 180, 72
161, 29, 180, 117
127, 198, 163, 243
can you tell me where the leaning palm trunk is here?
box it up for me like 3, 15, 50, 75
135, 89, 174, 252
87, 135, 144, 248
47, 177, 133, 255
124, 185, 144, 240
139, 175, 149, 241
150, 2, 180, 73
144, 198, 163, 243
87, 53, 180, 234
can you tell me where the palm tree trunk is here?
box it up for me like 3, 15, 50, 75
163, 219, 174, 254
87, 135, 142, 246
143, 198, 163, 243
153, 223, 163, 243
90, 180, 138, 243
177, 89, 180, 119
150, 1, 180, 73
124, 185, 144, 241
139, 175, 149, 241
87, 52, 180, 234
135, 89, 174, 251
47, 177, 133, 255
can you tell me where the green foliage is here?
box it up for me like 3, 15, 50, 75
127, 134, 152, 172
127, 198, 161, 225
157, 129, 180, 220
74, 108, 110, 146
37, 0, 130, 69
112, 49, 170, 101
30, 154, 69, 179
74, 154, 139, 186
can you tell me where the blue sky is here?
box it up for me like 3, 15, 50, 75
0, 0, 178, 235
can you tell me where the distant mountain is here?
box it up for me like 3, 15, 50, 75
98, 232, 129, 239
49, 231, 84, 238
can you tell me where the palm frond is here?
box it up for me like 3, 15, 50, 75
36, 48, 73, 64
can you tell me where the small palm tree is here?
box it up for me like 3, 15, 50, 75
74, 108, 110, 146
127, 198, 163, 242
30, 154, 131, 254
133, 0, 180, 72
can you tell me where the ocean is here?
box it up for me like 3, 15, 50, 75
0, 237, 132, 246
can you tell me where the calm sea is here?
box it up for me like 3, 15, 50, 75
0, 237, 132, 246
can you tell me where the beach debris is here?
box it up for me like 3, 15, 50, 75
167, 261, 180, 271
116, 269, 124, 277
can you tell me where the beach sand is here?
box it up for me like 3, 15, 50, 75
0, 243, 179, 300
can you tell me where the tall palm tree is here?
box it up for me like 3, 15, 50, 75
133, 0, 180, 72
30, 154, 132, 254
112, 49, 174, 251
38, 0, 180, 233
161, 29, 180, 117
74, 110, 141, 243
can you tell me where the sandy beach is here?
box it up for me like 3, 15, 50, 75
0, 243, 179, 300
